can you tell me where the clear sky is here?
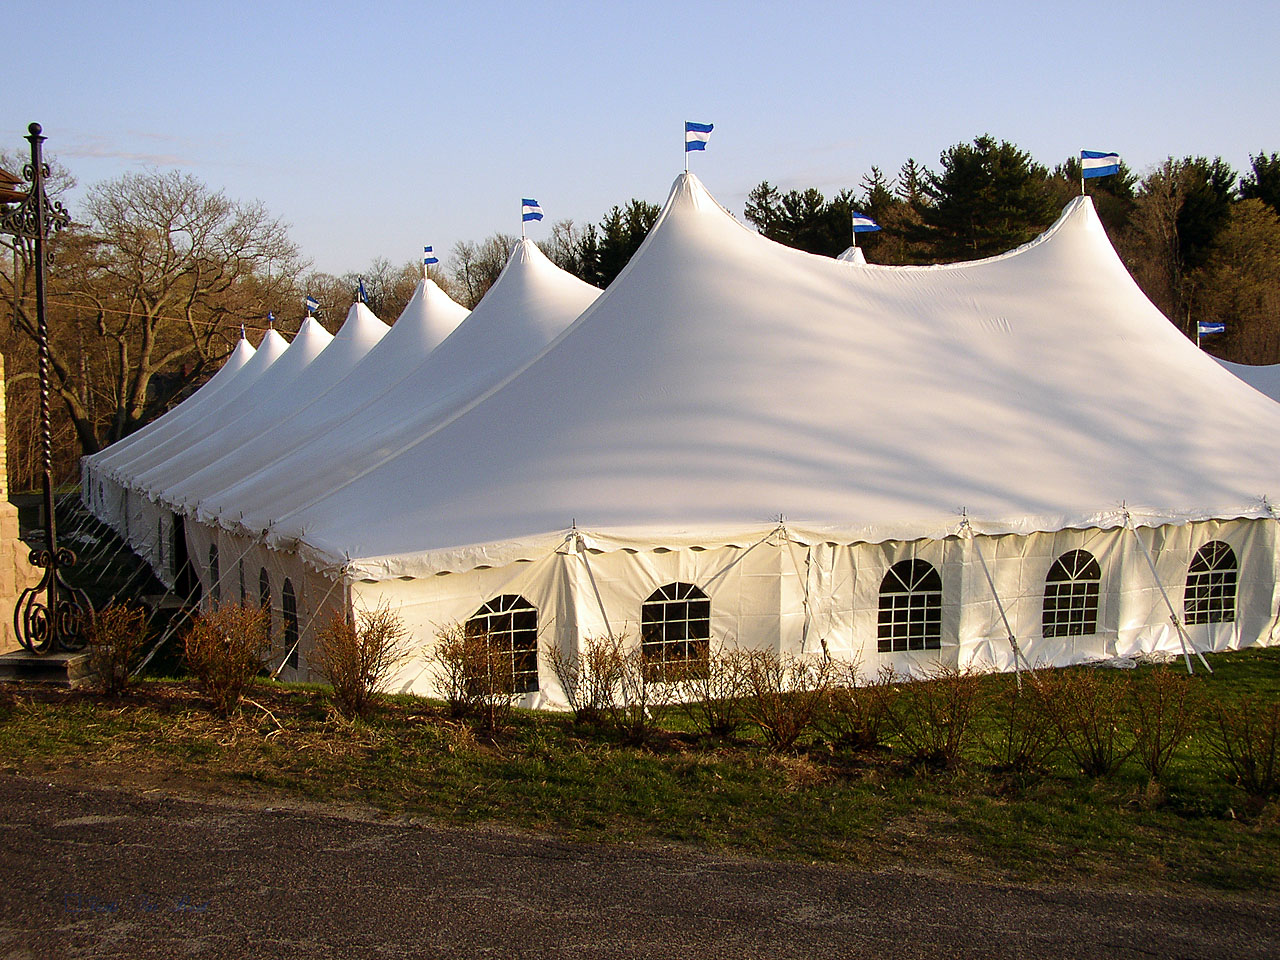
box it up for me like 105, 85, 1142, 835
10, 0, 1278, 276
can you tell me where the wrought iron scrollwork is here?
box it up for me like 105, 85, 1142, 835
14, 548, 92, 654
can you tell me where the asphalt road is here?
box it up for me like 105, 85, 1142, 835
0, 773, 1274, 959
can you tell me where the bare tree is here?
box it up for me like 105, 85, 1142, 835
450, 233, 517, 308
2, 169, 303, 456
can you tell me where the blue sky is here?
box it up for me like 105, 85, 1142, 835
10, 0, 1278, 275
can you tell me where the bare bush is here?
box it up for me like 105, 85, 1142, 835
1033, 667, 1132, 778
740, 650, 831, 752
432, 623, 517, 734
675, 648, 750, 738
980, 670, 1060, 773
1208, 696, 1280, 796
881, 665, 983, 770
1128, 667, 1200, 782
606, 641, 675, 746
545, 634, 626, 725
87, 603, 149, 696
816, 660, 894, 752
315, 603, 411, 718
183, 604, 270, 717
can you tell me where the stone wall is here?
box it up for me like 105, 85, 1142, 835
0, 356, 42, 653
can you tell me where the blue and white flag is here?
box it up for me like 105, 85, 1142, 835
423, 245, 438, 266
522, 199, 543, 222
1198, 321, 1226, 336
304, 295, 319, 314
358, 278, 367, 303
267, 311, 276, 326
1081, 150, 1121, 179
851, 213, 881, 233
685, 121, 714, 151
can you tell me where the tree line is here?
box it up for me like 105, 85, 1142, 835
2, 135, 1277, 489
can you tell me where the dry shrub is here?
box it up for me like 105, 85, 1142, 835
740, 650, 831, 752
1033, 666, 1132, 778
315, 602, 411, 718
432, 623, 517, 733
183, 603, 270, 717
606, 640, 675, 746
816, 660, 894, 752
87, 602, 149, 696
545, 634, 625, 725
676, 648, 750, 738
1208, 696, 1280, 797
881, 665, 983, 770
1128, 666, 1200, 782
980, 670, 1060, 773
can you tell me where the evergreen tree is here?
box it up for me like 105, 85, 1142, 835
1239, 153, 1280, 217
914, 135, 1057, 260
575, 199, 661, 288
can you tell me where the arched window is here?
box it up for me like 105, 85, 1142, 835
259, 568, 272, 639
467, 595, 539, 693
282, 579, 299, 669
878, 559, 942, 653
641, 582, 710, 679
1043, 550, 1101, 638
208, 544, 220, 606
1185, 541, 1237, 625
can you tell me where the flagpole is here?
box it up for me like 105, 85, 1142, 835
521, 201, 527, 240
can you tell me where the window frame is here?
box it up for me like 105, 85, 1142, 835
640, 582, 711, 680
1184, 541, 1237, 625
1042, 549, 1102, 638
466, 594, 540, 694
877, 559, 943, 653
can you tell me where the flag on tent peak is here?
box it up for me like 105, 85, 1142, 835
267, 311, 276, 327
1199, 321, 1226, 336
358, 278, 368, 303
685, 121, 713, 151
851, 213, 880, 233
423, 246, 439, 266
304, 295, 319, 314
1081, 151, 1121, 179
522, 200, 543, 223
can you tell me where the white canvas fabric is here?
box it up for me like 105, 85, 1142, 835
190, 279, 468, 528
128, 319, 334, 498
1219, 359, 1280, 403
273, 173, 1280, 581
207, 240, 600, 535
82, 336, 256, 530
100, 329, 290, 487
157, 303, 390, 513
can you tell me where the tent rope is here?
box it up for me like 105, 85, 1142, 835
1122, 509, 1211, 675
958, 515, 1030, 690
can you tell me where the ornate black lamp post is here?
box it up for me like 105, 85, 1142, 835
0, 123, 91, 654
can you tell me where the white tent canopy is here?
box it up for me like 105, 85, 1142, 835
155, 302, 390, 512
128, 319, 334, 497
187, 278, 470, 528
269, 173, 1280, 581
1218, 359, 1280, 404
98, 328, 291, 487
202, 240, 600, 535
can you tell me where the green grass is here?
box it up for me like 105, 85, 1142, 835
1, 648, 1277, 895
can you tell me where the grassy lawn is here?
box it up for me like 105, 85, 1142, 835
1, 648, 1277, 896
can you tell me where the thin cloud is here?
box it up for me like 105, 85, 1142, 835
61, 133, 185, 166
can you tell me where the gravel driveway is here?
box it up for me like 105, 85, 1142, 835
0, 772, 1274, 959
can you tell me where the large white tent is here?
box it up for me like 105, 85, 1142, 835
87, 172, 1280, 706
177, 173, 1280, 704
